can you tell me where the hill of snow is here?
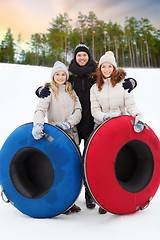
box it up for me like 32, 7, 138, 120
0, 63, 160, 240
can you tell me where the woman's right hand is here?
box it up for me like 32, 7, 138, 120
32, 124, 44, 140
134, 114, 144, 133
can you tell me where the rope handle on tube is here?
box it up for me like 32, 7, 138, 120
0, 185, 13, 204
136, 197, 152, 211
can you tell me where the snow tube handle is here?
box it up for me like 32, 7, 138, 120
131, 120, 149, 130
44, 133, 54, 142
136, 197, 152, 211
41, 130, 54, 142
0, 185, 13, 204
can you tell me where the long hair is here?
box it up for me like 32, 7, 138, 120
45, 79, 77, 103
96, 66, 120, 91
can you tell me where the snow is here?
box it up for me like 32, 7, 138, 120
0, 63, 160, 240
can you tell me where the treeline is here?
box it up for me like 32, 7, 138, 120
0, 11, 160, 67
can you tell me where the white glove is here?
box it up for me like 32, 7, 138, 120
32, 124, 44, 140
55, 122, 71, 130
135, 114, 144, 125
134, 114, 145, 133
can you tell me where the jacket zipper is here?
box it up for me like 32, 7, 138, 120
107, 79, 110, 112
82, 78, 85, 92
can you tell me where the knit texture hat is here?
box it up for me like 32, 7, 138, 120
51, 61, 69, 80
98, 51, 117, 68
74, 42, 91, 58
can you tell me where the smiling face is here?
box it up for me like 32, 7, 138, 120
101, 62, 114, 78
76, 51, 89, 66
53, 71, 67, 85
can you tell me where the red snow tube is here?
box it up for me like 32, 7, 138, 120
83, 116, 160, 214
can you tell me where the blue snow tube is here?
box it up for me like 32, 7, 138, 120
0, 123, 82, 218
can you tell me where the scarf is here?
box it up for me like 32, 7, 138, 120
69, 57, 97, 77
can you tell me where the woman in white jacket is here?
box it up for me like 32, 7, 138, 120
90, 51, 144, 131
90, 51, 145, 214
32, 61, 82, 213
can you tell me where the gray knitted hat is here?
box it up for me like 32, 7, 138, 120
51, 61, 69, 80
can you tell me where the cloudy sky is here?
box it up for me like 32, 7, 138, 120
0, 0, 160, 44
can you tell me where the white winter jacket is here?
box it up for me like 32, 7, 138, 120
90, 78, 141, 125
33, 85, 82, 144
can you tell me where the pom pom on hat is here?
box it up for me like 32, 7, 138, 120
98, 51, 117, 68
51, 61, 69, 80
74, 42, 91, 58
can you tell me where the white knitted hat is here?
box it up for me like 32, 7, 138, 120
51, 61, 69, 80
98, 51, 117, 68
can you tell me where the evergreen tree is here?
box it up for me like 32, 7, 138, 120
77, 12, 87, 42
0, 28, 15, 63
139, 18, 157, 67
87, 11, 98, 59
0, 13, 159, 67
47, 13, 72, 64
31, 33, 41, 65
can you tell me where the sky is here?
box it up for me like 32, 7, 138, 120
0, 0, 160, 48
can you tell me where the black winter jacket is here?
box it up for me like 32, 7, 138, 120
68, 58, 97, 141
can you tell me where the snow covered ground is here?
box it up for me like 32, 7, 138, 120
0, 63, 160, 240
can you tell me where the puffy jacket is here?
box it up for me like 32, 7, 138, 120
68, 56, 97, 141
90, 78, 141, 125
69, 71, 96, 140
33, 85, 82, 144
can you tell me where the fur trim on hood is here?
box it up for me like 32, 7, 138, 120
45, 82, 51, 87
69, 70, 97, 79
117, 68, 126, 82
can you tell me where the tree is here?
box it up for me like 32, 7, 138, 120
1, 13, 159, 67
77, 12, 87, 42
31, 33, 41, 65
41, 34, 48, 66
139, 18, 157, 67
124, 17, 135, 67
87, 11, 97, 59
69, 28, 82, 55
63, 13, 72, 64
15, 33, 23, 63
47, 13, 72, 64
0, 28, 15, 63
111, 23, 123, 66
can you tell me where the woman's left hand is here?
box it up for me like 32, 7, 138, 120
55, 122, 71, 130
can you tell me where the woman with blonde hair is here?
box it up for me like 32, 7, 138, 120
32, 61, 82, 213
